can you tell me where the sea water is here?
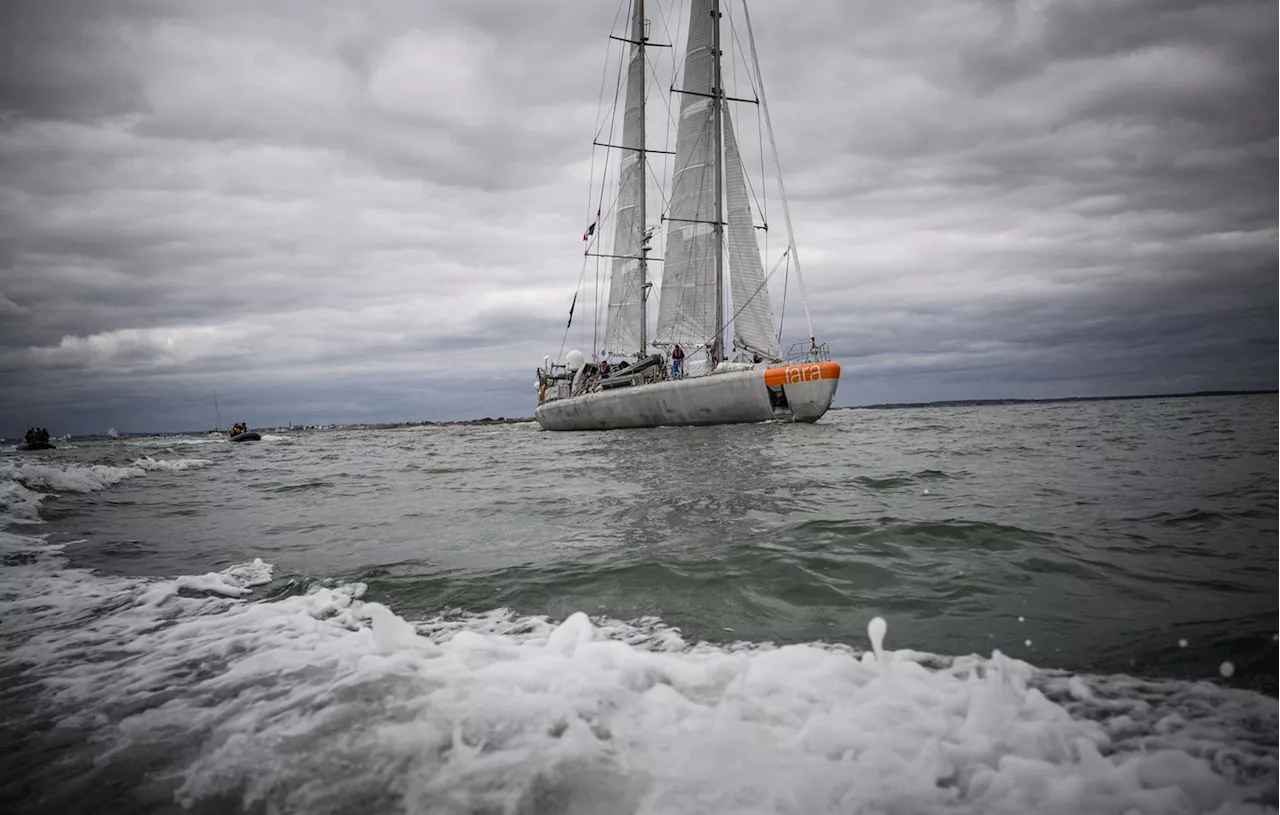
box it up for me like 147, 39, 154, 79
1, 395, 1275, 813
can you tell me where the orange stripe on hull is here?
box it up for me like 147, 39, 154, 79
763, 361, 841, 387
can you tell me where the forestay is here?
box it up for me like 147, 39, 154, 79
724, 107, 779, 359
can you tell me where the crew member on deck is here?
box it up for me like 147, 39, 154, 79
599, 359, 610, 379
671, 344, 684, 378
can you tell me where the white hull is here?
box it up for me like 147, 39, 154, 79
536, 362, 840, 431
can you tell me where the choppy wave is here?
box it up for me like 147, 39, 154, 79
0, 457, 211, 498
128, 436, 228, 447
3, 532, 1274, 814
853, 469, 956, 491
131, 456, 213, 472
2, 485, 1275, 814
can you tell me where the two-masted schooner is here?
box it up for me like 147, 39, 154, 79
534, 0, 841, 431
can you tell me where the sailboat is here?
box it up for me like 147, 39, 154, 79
534, 0, 840, 431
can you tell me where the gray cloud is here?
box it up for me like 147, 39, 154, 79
0, 0, 1274, 434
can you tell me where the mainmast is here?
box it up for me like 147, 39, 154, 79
633, 0, 649, 359
711, 0, 724, 364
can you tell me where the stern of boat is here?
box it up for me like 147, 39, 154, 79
763, 361, 841, 423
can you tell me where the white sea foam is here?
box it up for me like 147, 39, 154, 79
0, 479, 45, 523
128, 436, 227, 447
3, 549, 1272, 815
163, 557, 275, 600
0, 458, 211, 502
130, 456, 213, 472
0, 459, 147, 493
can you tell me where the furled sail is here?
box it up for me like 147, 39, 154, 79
723, 106, 779, 359
654, 0, 719, 351
602, 8, 647, 356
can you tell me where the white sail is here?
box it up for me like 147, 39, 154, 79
655, 0, 718, 352
602, 9, 647, 357
723, 106, 779, 359
534, 0, 843, 431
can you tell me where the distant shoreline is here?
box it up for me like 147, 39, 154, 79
839, 388, 1277, 411
13, 389, 1274, 440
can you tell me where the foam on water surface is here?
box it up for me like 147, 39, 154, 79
131, 455, 214, 471
0, 457, 211, 498
4, 550, 1275, 814
0, 454, 1276, 814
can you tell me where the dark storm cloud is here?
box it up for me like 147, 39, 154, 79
0, 0, 1274, 434
744, 0, 1276, 407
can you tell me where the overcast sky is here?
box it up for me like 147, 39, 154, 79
1, 0, 1275, 434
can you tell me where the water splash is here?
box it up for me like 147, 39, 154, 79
867, 615, 887, 662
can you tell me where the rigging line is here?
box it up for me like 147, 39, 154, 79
655, 216, 699, 340
758, 50, 767, 232
742, 0, 816, 345
657, 0, 683, 223
728, 0, 738, 119
598, 30, 626, 210
724, 107, 766, 235
587, 164, 630, 248
591, 23, 630, 359
585, 92, 603, 235
716, 247, 790, 359
641, 45, 678, 214
753, 6, 768, 321
724, 1, 750, 259
585, 1, 628, 248
713, 7, 767, 243
558, 257, 593, 362
593, 244, 602, 357
721, 5, 770, 228
657, 99, 718, 337
644, 147, 674, 214
594, 79, 623, 148
642, 32, 679, 125
592, 0, 631, 143
776, 251, 789, 348
658, 0, 687, 92
724, 6, 761, 99
637, 11, 682, 224
584, 149, 632, 262
758, 99, 768, 299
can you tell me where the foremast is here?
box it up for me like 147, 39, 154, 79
600, 0, 656, 360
